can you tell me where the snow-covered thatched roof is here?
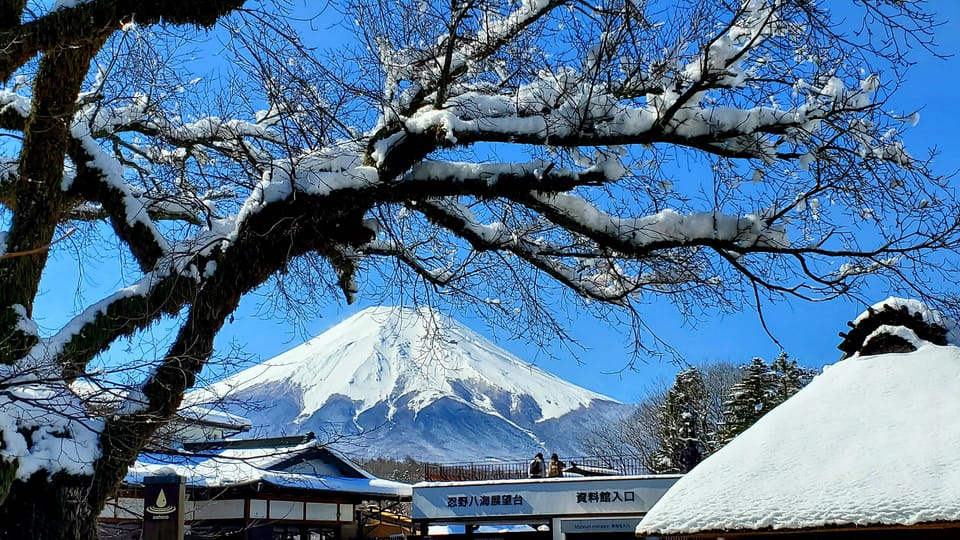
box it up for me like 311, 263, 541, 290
636, 299, 960, 536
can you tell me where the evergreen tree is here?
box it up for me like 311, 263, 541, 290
651, 368, 709, 473
719, 354, 816, 444
770, 352, 816, 405
583, 357, 813, 471
580, 362, 740, 473
719, 357, 777, 444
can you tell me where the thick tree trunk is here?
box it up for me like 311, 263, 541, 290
0, 473, 101, 540
0, 459, 15, 506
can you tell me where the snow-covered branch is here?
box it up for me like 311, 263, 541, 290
411, 199, 713, 302
0, 0, 247, 82
0, 1, 957, 530
47, 273, 198, 382
523, 192, 789, 253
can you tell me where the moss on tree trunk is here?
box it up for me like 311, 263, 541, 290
0, 459, 16, 506
0, 40, 104, 363
0, 473, 100, 540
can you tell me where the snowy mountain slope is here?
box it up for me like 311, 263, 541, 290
189, 306, 631, 461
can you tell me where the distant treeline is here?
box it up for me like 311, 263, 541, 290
359, 457, 425, 483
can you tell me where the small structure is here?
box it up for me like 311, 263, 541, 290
423, 456, 648, 482
359, 504, 415, 538
414, 474, 679, 540
636, 298, 960, 539
157, 405, 253, 446
99, 434, 411, 540
141, 473, 187, 540
562, 461, 619, 477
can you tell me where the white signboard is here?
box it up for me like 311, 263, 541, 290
560, 518, 642, 534
412, 476, 678, 520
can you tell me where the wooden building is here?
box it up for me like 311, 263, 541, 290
359, 505, 415, 538
99, 434, 411, 540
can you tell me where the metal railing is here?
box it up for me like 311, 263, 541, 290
422, 455, 649, 481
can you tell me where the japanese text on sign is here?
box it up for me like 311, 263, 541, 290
447, 494, 524, 508
575, 491, 635, 504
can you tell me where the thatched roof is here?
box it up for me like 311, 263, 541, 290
637, 298, 960, 537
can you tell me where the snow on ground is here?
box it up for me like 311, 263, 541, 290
636, 342, 960, 535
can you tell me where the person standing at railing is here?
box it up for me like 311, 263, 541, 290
528, 452, 546, 478
547, 453, 565, 477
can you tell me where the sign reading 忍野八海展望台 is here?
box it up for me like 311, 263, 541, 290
412, 476, 678, 520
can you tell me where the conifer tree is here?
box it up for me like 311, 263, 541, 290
581, 362, 740, 473
770, 352, 816, 404
586, 356, 813, 470
719, 354, 815, 444
651, 368, 709, 473
719, 357, 776, 444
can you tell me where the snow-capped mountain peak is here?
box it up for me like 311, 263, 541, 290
191, 306, 628, 461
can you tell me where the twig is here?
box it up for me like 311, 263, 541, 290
0, 228, 77, 260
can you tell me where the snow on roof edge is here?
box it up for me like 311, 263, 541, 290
854, 297, 960, 345
636, 343, 960, 535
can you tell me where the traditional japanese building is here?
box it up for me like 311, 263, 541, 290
99, 434, 411, 540
635, 298, 960, 539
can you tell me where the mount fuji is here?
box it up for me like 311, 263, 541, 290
189, 306, 631, 462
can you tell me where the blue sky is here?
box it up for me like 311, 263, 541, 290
27, 2, 960, 405
192, 3, 960, 403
